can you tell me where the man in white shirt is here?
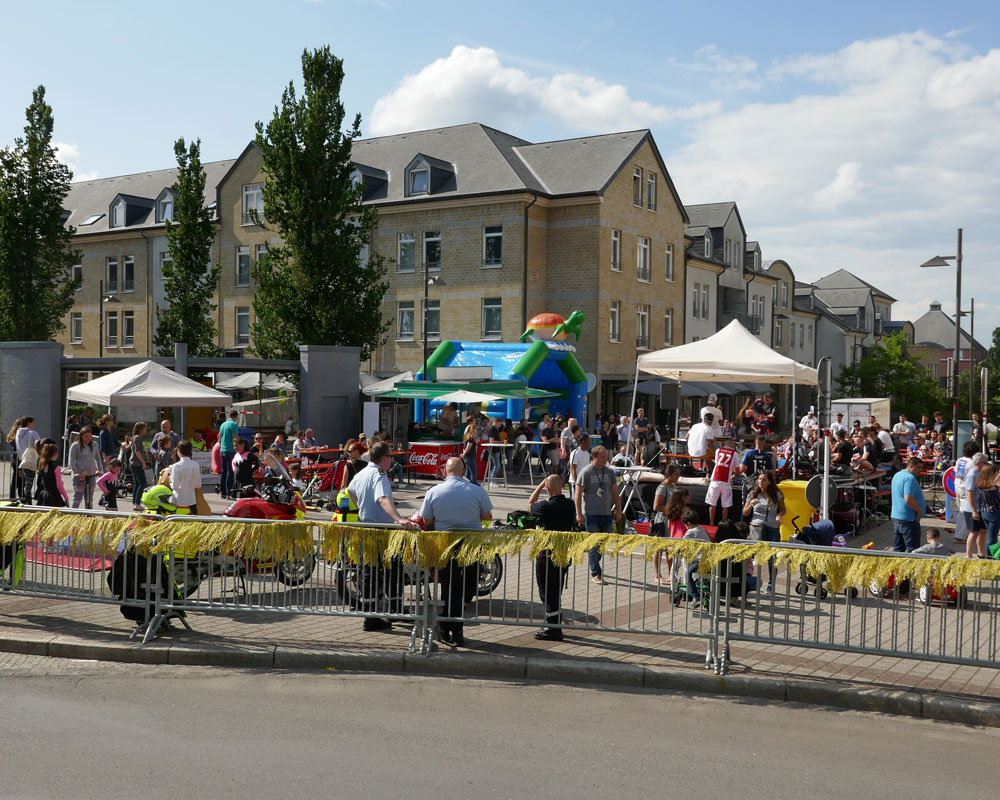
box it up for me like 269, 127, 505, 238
799, 409, 819, 436
892, 414, 916, 450
169, 440, 202, 513
569, 434, 593, 493
699, 395, 724, 438
617, 416, 632, 449
686, 412, 715, 459
830, 412, 847, 437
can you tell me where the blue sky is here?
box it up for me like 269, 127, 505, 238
3, 0, 999, 341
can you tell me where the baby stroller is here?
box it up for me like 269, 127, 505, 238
302, 460, 345, 510
790, 518, 859, 598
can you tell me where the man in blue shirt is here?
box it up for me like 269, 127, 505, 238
890, 456, 926, 552
348, 441, 419, 632
419, 457, 493, 646
217, 411, 239, 499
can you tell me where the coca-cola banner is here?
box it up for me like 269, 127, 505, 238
408, 442, 461, 475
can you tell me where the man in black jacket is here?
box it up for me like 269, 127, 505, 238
528, 474, 577, 641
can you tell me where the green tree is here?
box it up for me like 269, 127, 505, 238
250, 46, 388, 361
0, 86, 78, 341
835, 331, 945, 419
976, 325, 1000, 420
153, 138, 221, 356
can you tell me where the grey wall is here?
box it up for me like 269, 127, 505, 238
299, 345, 361, 448
0, 342, 64, 444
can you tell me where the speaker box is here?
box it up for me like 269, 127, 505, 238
660, 383, 681, 408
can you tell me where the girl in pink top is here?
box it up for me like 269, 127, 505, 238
97, 459, 123, 511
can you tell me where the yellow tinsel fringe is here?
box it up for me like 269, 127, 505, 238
4, 509, 1000, 591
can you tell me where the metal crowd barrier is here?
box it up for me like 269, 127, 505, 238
4, 506, 1000, 674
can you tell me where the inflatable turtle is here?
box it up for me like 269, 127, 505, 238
518, 310, 585, 342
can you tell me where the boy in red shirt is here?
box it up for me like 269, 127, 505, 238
706, 439, 736, 525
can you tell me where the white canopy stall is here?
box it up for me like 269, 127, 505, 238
67, 360, 233, 407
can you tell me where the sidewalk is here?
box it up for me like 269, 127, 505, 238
3, 471, 998, 727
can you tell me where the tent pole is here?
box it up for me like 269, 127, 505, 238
628, 358, 640, 459
791, 370, 797, 478
62, 395, 70, 469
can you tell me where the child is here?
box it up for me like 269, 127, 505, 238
34, 442, 68, 508
18, 437, 41, 506
911, 528, 952, 556
682, 508, 711, 602
287, 462, 305, 491
96, 459, 123, 510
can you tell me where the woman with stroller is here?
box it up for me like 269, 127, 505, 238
742, 470, 785, 592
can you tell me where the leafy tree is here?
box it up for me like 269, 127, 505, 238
250, 46, 388, 361
0, 86, 78, 341
154, 138, 221, 357
974, 325, 1000, 420
835, 331, 946, 419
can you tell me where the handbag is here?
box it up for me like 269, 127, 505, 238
194, 487, 211, 516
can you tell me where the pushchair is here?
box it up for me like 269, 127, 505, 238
789, 518, 859, 598
302, 460, 345, 509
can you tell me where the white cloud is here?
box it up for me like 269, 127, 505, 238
368, 45, 718, 137
53, 142, 98, 182
669, 44, 760, 91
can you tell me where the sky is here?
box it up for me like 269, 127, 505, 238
2, 0, 999, 344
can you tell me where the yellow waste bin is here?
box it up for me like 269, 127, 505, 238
777, 479, 814, 541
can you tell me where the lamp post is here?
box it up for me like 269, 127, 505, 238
97, 279, 121, 359
421, 272, 445, 381
920, 227, 963, 445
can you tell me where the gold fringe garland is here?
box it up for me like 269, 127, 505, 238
4, 509, 1000, 591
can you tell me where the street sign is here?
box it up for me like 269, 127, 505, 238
943, 467, 957, 498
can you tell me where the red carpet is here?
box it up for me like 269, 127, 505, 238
24, 543, 114, 572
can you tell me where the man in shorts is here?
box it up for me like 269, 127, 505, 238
706, 438, 736, 525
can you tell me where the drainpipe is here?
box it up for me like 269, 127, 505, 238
522, 193, 538, 330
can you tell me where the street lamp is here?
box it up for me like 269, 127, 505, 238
920, 227, 963, 446
422, 273, 445, 381
97, 278, 120, 359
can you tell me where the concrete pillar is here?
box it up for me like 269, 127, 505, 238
174, 342, 188, 436
299, 345, 361, 449
0, 341, 64, 444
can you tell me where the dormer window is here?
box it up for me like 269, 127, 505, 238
155, 189, 176, 224
110, 199, 125, 228
409, 169, 428, 195
704, 231, 712, 258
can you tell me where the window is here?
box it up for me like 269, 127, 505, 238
691, 283, 701, 319
424, 231, 441, 271
424, 298, 440, 340
106, 257, 118, 292
610, 301, 620, 342
700, 284, 709, 319
481, 297, 502, 340
396, 301, 414, 340
110, 199, 125, 228
664, 308, 673, 346
636, 304, 650, 349
772, 284, 777, 306
397, 233, 415, 272
105, 311, 118, 348
808, 325, 813, 344
799, 323, 805, 348
72, 264, 82, 291
636, 236, 650, 281
703, 231, 712, 258
646, 172, 656, 211
409, 169, 428, 196
236, 246, 251, 286
255, 243, 267, 284
611, 230, 621, 271
236, 307, 250, 347
483, 225, 502, 267
725, 239, 731, 266
242, 183, 264, 225
122, 310, 134, 348
122, 256, 134, 292
775, 320, 783, 347
160, 251, 172, 279
158, 195, 173, 223
633, 167, 643, 206
781, 281, 788, 306
665, 244, 674, 281
70, 312, 82, 344
79, 213, 103, 227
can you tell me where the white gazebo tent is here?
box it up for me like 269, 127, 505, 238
631, 321, 821, 505
67, 360, 234, 408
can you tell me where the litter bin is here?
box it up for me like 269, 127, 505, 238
777, 479, 813, 541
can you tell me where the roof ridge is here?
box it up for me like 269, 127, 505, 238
70, 157, 235, 186
357, 121, 488, 144
516, 129, 649, 148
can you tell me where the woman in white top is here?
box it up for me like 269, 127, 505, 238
69, 426, 101, 509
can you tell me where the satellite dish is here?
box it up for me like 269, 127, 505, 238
804, 475, 837, 510
585, 372, 597, 393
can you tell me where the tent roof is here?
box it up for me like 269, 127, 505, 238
213, 372, 296, 392
637, 320, 819, 385
361, 371, 414, 396
618, 379, 770, 397
66, 361, 233, 407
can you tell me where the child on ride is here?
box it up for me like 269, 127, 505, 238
97, 459, 123, 510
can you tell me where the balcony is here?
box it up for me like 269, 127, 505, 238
720, 311, 761, 335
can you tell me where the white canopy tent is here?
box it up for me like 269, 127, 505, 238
630, 320, 822, 506
360, 371, 414, 396
67, 360, 233, 407
213, 372, 296, 393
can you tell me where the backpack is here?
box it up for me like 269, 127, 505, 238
506, 510, 540, 529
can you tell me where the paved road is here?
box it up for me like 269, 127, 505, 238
0, 656, 995, 799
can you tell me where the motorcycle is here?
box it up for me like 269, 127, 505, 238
143, 452, 317, 597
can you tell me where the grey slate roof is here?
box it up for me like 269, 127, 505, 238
813, 268, 896, 302
912, 305, 984, 350
64, 159, 236, 235
683, 201, 744, 236
812, 287, 875, 309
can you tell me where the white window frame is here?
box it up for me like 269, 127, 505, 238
636, 304, 650, 350
396, 301, 415, 341
158, 195, 173, 223
781, 281, 788, 307
772, 284, 777, 306
70, 312, 82, 344
799, 323, 805, 348
106, 257, 118, 292
236, 246, 251, 287
159, 250, 172, 281
122, 310, 135, 348
105, 310, 118, 348
703, 232, 712, 259
235, 307, 250, 347
397, 233, 415, 273
636, 236, 650, 282
110, 199, 125, 228
664, 307, 673, 346
242, 183, 264, 225
611, 229, 621, 272
610, 300, 620, 342
775, 320, 783, 347
664, 244, 674, 281
632, 167, 643, 206
646, 172, 656, 211
424, 298, 440, 341
483, 225, 502, 268
122, 255, 134, 292
808, 325, 813, 344
423, 230, 441, 272
692, 283, 701, 319
481, 297, 502, 340
700, 284, 709, 320
409, 168, 428, 196
72, 264, 82, 291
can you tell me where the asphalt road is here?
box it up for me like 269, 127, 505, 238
0, 656, 995, 799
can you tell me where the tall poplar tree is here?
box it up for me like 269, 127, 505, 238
154, 137, 221, 356
0, 86, 78, 341
250, 46, 388, 360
